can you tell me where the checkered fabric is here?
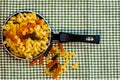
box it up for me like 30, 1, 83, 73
0, 0, 120, 80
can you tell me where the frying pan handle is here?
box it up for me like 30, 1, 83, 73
52, 32, 100, 44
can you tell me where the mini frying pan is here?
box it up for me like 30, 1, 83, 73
2, 11, 100, 60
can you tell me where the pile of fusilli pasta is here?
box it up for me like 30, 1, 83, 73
30, 42, 78, 80
2, 12, 50, 59
45, 44, 78, 80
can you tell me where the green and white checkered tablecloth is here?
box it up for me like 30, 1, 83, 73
0, 0, 120, 80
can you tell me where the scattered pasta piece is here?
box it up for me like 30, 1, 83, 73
49, 47, 55, 57
45, 55, 51, 64
30, 58, 38, 66
59, 69, 63, 75
53, 64, 61, 79
39, 54, 44, 66
61, 65, 67, 72
71, 63, 78, 70
69, 52, 77, 57
46, 59, 58, 68
49, 63, 58, 72
57, 42, 64, 52
63, 58, 69, 66
45, 69, 52, 75
56, 78, 60, 80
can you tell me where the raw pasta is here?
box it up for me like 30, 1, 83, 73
3, 12, 50, 59
44, 46, 78, 79
71, 63, 78, 70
